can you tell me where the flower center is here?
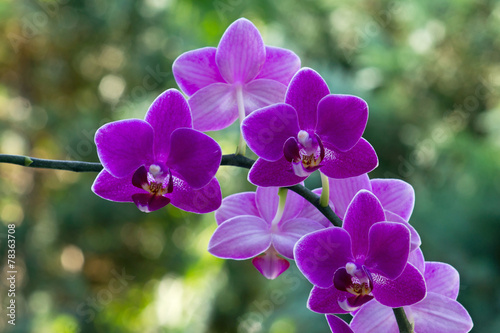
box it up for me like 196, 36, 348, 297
132, 164, 173, 196
130, 164, 174, 213
334, 262, 374, 312
283, 131, 325, 177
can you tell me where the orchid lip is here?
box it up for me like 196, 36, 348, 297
283, 131, 325, 177
334, 263, 373, 297
130, 164, 174, 212
333, 263, 375, 312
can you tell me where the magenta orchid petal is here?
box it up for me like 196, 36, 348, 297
255, 46, 301, 85
242, 103, 300, 161
283, 137, 300, 162
285, 68, 330, 130
189, 82, 237, 131
281, 189, 305, 221
216, 18, 265, 84
352, 263, 473, 333
144, 89, 192, 160
273, 218, 326, 259
169, 176, 222, 214
320, 139, 378, 179
297, 188, 334, 228
364, 222, 411, 279
408, 247, 425, 274
385, 210, 421, 252
343, 190, 386, 258
424, 262, 460, 299
172, 47, 225, 96
308, 285, 351, 314
316, 94, 368, 152
350, 300, 399, 333
371, 263, 426, 308
131, 165, 148, 189
255, 186, 279, 224
208, 216, 271, 259
132, 193, 170, 213
325, 315, 354, 333
371, 178, 415, 221
252, 251, 290, 279
215, 192, 258, 225
328, 174, 371, 220
294, 228, 353, 288
166, 128, 221, 189
95, 119, 154, 178
248, 156, 307, 187
242, 79, 287, 116
411, 292, 473, 333
92, 170, 141, 202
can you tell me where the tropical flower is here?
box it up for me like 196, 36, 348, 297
92, 89, 222, 213
294, 190, 426, 313
347, 248, 473, 333
328, 174, 421, 251
241, 67, 378, 187
173, 18, 300, 131
208, 186, 327, 279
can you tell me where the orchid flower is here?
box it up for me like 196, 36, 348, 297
241, 67, 378, 187
347, 248, 473, 333
294, 190, 426, 313
173, 18, 300, 132
208, 186, 327, 279
92, 89, 222, 213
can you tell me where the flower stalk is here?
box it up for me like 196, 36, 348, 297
0, 154, 103, 172
319, 171, 329, 207
393, 307, 414, 333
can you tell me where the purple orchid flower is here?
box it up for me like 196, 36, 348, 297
92, 89, 222, 213
294, 190, 426, 313
328, 174, 421, 251
208, 186, 327, 279
173, 18, 300, 132
347, 248, 473, 333
241, 67, 378, 187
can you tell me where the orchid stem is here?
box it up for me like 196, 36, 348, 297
319, 171, 329, 207
0, 153, 343, 227
235, 85, 247, 156
393, 307, 413, 333
0, 154, 103, 172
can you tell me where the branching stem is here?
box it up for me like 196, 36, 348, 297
393, 307, 414, 333
0, 152, 411, 332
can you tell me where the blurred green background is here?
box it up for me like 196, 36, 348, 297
0, 0, 499, 332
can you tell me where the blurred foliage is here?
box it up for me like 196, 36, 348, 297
0, 0, 499, 332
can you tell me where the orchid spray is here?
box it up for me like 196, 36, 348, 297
0, 17, 473, 333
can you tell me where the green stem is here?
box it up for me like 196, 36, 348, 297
271, 188, 288, 229
0, 154, 103, 172
393, 307, 414, 333
235, 84, 247, 156
319, 171, 330, 207
0, 153, 342, 227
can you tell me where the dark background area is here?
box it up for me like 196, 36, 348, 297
0, 0, 499, 332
